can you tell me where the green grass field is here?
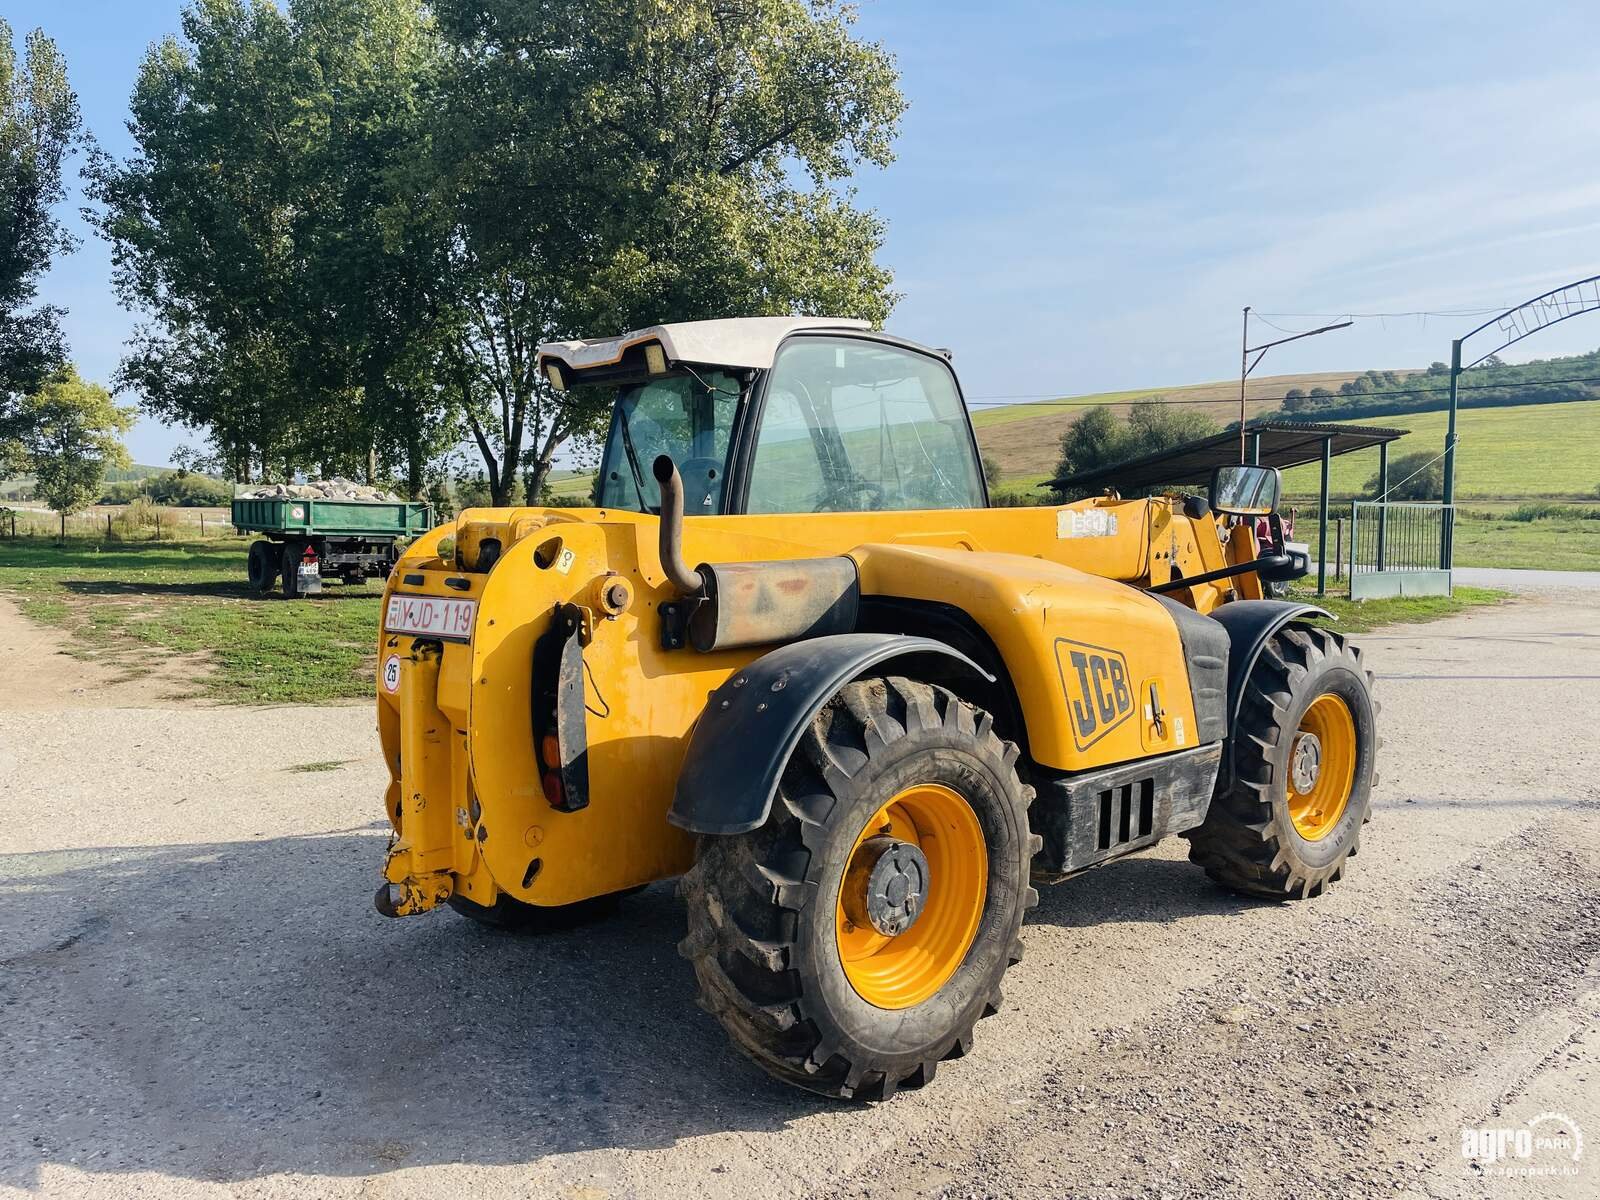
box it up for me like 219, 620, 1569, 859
1279, 400, 1600, 499
1284, 583, 1507, 632
0, 539, 380, 703
1294, 508, 1600, 573
545, 468, 596, 500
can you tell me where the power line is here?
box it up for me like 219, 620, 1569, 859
1254, 307, 1514, 319
965, 371, 1600, 410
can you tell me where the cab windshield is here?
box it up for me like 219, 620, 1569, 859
595, 370, 743, 514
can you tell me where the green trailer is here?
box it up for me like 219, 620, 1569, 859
232, 494, 433, 598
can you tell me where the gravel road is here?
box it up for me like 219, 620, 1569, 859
2, 592, 1597, 1199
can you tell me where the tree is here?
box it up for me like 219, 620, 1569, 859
91, 0, 904, 505
1364, 450, 1441, 501
1, 20, 82, 468
1049, 400, 1218, 500
1120, 398, 1218, 460
981, 455, 1003, 488
419, 0, 905, 501
87, 0, 454, 489
1051, 405, 1123, 483
15, 366, 134, 524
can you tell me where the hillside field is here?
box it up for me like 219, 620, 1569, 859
971, 370, 1395, 481
1277, 399, 1600, 500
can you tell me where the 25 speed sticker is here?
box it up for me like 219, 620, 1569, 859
381, 653, 402, 694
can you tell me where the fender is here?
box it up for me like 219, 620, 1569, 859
1207, 599, 1333, 726
668, 633, 992, 835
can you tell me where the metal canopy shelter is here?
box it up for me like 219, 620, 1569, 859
1045, 420, 1410, 596
1045, 420, 1407, 493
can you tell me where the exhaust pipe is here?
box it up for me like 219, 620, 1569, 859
653, 455, 704, 595
651, 453, 858, 653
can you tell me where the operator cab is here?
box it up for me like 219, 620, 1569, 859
538, 318, 988, 515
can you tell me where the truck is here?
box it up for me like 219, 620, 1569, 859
372, 317, 1372, 1100
232, 493, 432, 598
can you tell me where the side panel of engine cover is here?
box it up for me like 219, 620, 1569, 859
850, 542, 1219, 773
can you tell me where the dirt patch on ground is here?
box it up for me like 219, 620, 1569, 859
0, 593, 208, 709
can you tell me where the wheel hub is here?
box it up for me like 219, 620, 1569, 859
1290, 731, 1322, 793
845, 837, 929, 936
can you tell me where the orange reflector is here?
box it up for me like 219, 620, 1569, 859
540, 733, 561, 767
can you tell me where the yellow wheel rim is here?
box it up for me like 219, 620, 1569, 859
835, 783, 987, 1010
1287, 693, 1357, 840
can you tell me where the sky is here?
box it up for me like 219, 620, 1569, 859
11, 0, 1600, 467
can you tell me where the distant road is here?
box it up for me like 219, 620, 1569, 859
1456, 566, 1600, 591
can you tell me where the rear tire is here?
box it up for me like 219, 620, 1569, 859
1185, 624, 1376, 899
280, 541, 301, 599
679, 677, 1039, 1100
246, 541, 276, 592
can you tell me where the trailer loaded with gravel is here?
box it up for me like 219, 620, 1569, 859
232, 481, 432, 598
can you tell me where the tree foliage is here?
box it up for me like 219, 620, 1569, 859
89, 0, 905, 504
15, 365, 134, 515
1265, 348, 1600, 424
87, 0, 455, 489
1, 20, 82, 461
1049, 400, 1219, 498
1363, 450, 1441, 501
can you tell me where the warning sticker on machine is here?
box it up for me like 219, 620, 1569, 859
1057, 509, 1119, 539
381, 653, 402, 693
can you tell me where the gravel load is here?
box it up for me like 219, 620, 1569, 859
237, 477, 401, 502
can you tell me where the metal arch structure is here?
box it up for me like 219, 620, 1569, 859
1441, 273, 1600, 565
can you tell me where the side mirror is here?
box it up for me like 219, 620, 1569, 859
1209, 464, 1281, 517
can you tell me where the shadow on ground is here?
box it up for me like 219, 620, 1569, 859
61, 579, 381, 602
0, 829, 1248, 1187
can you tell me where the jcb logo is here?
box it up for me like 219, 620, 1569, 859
1055, 639, 1135, 750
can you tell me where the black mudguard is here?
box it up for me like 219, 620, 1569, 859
668, 633, 991, 836
1207, 599, 1333, 725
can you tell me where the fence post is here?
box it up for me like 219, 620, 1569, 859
1350, 504, 1360, 590
154, 514, 161, 541
1375, 442, 1389, 572
200, 513, 205, 536
1334, 517, 1344, 581
1316, 436, 1332, 596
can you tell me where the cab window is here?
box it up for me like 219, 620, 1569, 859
596, 371, 741, 513
745, 338, 984, 514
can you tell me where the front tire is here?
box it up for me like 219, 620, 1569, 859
1186, 624, 1376, 899
680, 677, 1038, 1100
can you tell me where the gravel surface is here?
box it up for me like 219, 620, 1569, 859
2, 592, 1597, 1199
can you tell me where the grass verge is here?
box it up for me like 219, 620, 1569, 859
0, 538, 379, 704
1287, 584, 1508, 633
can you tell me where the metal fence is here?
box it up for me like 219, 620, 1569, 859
1348, 501, 1453, 599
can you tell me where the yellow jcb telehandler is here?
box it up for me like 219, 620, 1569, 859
374, 317, 1377, 1099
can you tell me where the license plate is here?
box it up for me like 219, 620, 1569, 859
384, 594, 477, 641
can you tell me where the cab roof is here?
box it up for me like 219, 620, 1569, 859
536, 316, 872, 374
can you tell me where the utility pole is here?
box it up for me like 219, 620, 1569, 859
1441, 337, 1461, 569
1238, 307, 1251, 464
1237, 311, 1354, 462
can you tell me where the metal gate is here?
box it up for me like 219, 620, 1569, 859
1348, 502, 1454, 600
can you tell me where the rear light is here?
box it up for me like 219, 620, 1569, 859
540, 733, 561, 769
541, 771, 564, 806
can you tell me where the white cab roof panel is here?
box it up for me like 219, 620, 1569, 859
537, 316, 872, 373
